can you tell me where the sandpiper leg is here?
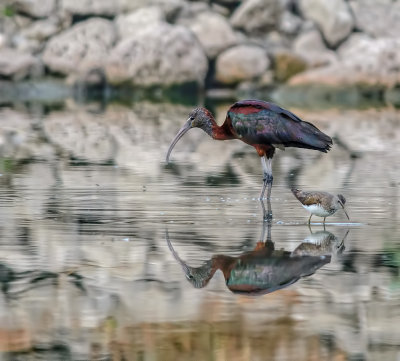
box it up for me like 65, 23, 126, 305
260, 156, 273, 200
308, 214, 312, 225
337, 229, 350, 253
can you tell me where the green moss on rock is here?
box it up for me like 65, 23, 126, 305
273, 52, 308, 83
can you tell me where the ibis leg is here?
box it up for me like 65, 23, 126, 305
260, 197, 273, 222
258, 209, 274, 252
260, 156, 273, 200
260, 157, 273, 220
308, 214, 312, 225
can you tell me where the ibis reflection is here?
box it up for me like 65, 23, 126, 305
167, 220, 348, 296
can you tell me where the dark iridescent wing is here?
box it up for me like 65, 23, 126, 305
226, 252, 330, 295
227, 100, 332, 152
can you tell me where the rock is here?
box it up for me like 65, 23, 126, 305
259, 70, 274, 86
11, 34, 41, 54
230, 0, 284, 35
0, 16, 19, 43
21, 18, 61, 41
211, 3, 230, 17
61, 0, 118, 16
118, 0, 185, 20
184, 11, 237, 58
0, 48, 37, 80
264, 31, 291, 51
62, 0, 182, 19
279, 10, 303, 35
176, 1, 209, 19
13, 15, 33, 29
215, 45, 269, 85
105, 23, 208, 87
42, 18, 116, 76
299, 0, 354, 47
272, 50, 307, 82
289, 34, 400, 87
293, 29, 338, 67
0, 34, 6, 49
14, 0, 56, 18
115, 7, 165, 40
349, 0, 400, 38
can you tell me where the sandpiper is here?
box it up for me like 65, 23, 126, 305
291, 188, 350, 224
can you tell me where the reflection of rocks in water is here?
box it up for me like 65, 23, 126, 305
166, 225, 332, 295
1, 104, 399, 188
0, 262, 84, 296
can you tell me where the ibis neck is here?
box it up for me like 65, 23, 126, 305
207, 118, 235, 140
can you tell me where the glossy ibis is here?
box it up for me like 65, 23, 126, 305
166, 100, 332, 200
291, 188, 350, 224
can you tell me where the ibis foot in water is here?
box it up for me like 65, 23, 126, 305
260, 197, 273, 221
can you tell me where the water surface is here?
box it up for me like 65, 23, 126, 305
0, 101, 399, 360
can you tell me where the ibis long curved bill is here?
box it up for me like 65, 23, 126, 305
165, 120, 192, 163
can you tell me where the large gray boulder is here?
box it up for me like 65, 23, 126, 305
183, 12, 237, 58
290, 34, 400, 87
21, 18, 62, 41
272, 50, 308, 82
230, 0, 284, 35
61, 0, 118, 16
349, 0, 400, 38
215, 45, 270, 85
115, 7, 165, 39
0, 35, 6, 49
105, 23, 208, 87
42, 18, 116, 76
299, 0, 354, 47
0, 48, 37, 80
176, 1, 209, 19
293, 29, 338, 67
14, 0, 56, 18
279, 10, 303, 36
61, 0, 184, 17
118, 0, 185, 18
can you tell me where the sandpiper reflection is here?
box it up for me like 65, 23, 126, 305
293, 229, 349, 258
166, 220, 347, 296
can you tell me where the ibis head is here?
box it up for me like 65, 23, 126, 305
166, 108, 215, 163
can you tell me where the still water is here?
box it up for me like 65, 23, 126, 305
0, 101, 399, 360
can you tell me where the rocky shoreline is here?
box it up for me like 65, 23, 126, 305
1, 0, 400, 100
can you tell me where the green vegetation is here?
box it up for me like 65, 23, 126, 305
1, 4, 15, 17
